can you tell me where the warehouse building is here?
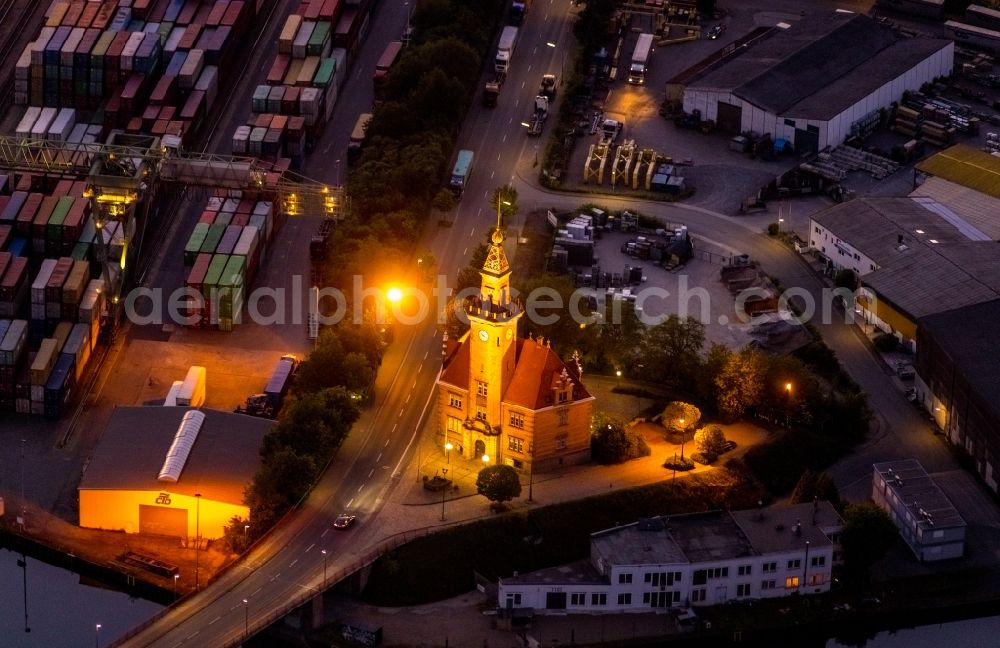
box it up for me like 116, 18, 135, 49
916, 299, 1000, 487
79, 406, 272, 539
872, 460, 966, 561
809, 197, 1000, 351
498, 502, 842, 614
682, 12, 953, 153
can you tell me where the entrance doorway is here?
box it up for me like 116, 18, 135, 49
474, 439, 486, 459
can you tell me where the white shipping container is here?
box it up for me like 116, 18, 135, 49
221, 198, 240, 213
32, 259, 58, 304
293, 21, 315, 59
299, 86, 320, 115
195, 65, 218, 109
60, 27, 85, 67
47, 107, 76, 141
330, 48, 347, 91
15, 46, 32, 81
31, 385, 45, 402
233, 225, 259, 257
207, 196, 224, 211
163, 380, 184, 406
16, 106, 41, 138
67, 123, 87, 143
0, 319, 27, 366
121, 31, 145, 72
31, 302, 46, 320
165, 26, 185, 54
31, 27, 56, 66
30, 107, 57, 139
179, 48, 204, 90
232, 125, 251, 155
176, 365, 206, 407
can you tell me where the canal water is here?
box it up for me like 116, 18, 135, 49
0, 548, 163, 648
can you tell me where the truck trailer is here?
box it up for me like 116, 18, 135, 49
628, 33, 654, 85
495, 26, 519, 73
176, 366, 207, 407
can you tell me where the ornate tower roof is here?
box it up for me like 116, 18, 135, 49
482, 227, 510, 277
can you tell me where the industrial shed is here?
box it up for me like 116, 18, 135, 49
79, 406, 272, 539
682, 12, 953, 153
916, 143, 1000, 200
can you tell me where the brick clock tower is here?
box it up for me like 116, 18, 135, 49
437, 227, 594, 474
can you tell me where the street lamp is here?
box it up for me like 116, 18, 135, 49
173, 573, 179, 601
527, 454, 534, 503
242, 598, 249, 638
678, 419, 687, 459
194, 493, 202, 591
497, 196, 511, 228
440, 467, 449, 521
321, 549, 328, 585
244, 524, 250, 551
482, 453, 490, 463
445, 441, 453, 464
95, 623, 101, 648
545, 41, 565, 85
785, 382, 793, 428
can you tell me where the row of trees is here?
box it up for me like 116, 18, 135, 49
226, 325, 383, 548
321, 0, 508, 292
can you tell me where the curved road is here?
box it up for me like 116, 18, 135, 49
118, 0, 949, 644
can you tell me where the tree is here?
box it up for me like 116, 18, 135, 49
641, 316, 705, 386
244, 447, 318, 530
789, 469, 818, 505
340, 351, 375, 394
661, 401, 701, 432
432, 188, 456, 213
591, 412, 651, 464
694, 425, 727, 457
715, 348, 764, 422
840, 503, 898, 582
834, 268, 858, 291
476, 465, 522, 505
222, 515, 252, 553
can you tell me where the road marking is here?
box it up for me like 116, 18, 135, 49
464, 246, 468, 255
252, 587, 261, 597
399, 408, 404, 417
405, 393, 411, 403
514, 98, 519, 108
497, 152, 502, 160
490, 170, 495, 178
186, 631, 200, 640
384, 439, 390, 447
172, 641, 184, 648
289, 558, 298, 567
527, 64, 532, 72
533, 46, 537, 54
321, 528, 329, 537
369, 468, 375, 477
376, 452, 382, 462
419, 362, 424, 371
208, 616, 221, 626
392, 423, 398, 432
521, 80, 526, 89
502, 133, 507, 143
470, 227, 475, 236
424, 350, 429, 359
306, 543, 315, 552
347, 497, 355, 508
271, 573, 279, 581
412, 379, 417, 389
477, 207, 483, 217
357, 484, 364, 493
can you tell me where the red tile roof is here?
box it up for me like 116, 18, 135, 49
439, 333, 471, 390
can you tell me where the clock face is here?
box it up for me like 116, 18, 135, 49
479, 330, 489, 342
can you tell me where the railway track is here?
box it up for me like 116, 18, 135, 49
0, 0, 43, 114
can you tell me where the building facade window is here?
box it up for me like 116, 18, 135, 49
617, 593, 632, 605
449, 393, 462, 409
555, 435, 568, 450
557, 408, 569, 426
738, 565, 752, 576
591, 593, 607, 605
811, 556, 825, 567
558, 390, 568, 403
761, 580, 776, 590
737, 583, 751, 597
507, 436, 524, 453
691, 589, 706, 602
786, 559, 801, 570
506, 593, 522, 606
618, 573, 632, 584
762, 561, 777, 573
570, 593, 586, 605
476, 381, 488, 396
476, 406, 488, 421
645, 571, 681, 586
509, 411, 524, 429
785, 576, 800, 589
809, 573, 825, 586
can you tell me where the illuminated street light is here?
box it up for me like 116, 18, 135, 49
482, 453, 490, 463
445, 441, 453, 464
441, 467, 449, 521
545, 41, 566, 85
242, 598, 249, 638
194, 493, 202, 591
173, 573, 179, 601
678, 419, 687, 459
95, 624, 101, 648
321, 549, 328, 585
244, 524, 250, 551
386, 287, 403, 303
497, 195, 512, 227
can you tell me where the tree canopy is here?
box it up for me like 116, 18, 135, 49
591, 412, 651, 464
840, 503, 898, 582
476, 465, 522, 504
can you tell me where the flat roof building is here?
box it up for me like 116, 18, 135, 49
499, 502, 842, 614
872, 460, 965, 561
682, 12, 952, 153
79, 406, 272, 539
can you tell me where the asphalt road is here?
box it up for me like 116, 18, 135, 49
116, 0, 963, 644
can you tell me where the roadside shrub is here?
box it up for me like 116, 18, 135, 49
767, 222, 779, 236
664, 456, 695, 471
591, 413, 652, 464
690, 452, 717, 465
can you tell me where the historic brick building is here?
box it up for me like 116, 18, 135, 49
436, 227, 594, 473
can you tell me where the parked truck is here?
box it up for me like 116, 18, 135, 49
348, 113, 372, 165
495, 26, 519, 74
176, 366, 207, 407
627, 33, 655, 85
264, 354, 298, 410
483, 72, 506, 107
527, 95, 549, 136
601, 118, 623, 144
510, 0, 531, 25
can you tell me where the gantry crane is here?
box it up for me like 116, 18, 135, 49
0, 131, 346, 328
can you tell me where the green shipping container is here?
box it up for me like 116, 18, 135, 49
157, 22, 174, 46
313, 57, 335, 88
47, 196, 74, 240
200, 222, 226, 255
184, 222, 209, 266
204, 253, 229, 292
306, 21, 331, 56
71, 241, 90, 261
214, 211, 233, 226
219, 255, 246, 319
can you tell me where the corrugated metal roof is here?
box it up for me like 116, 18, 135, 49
909, 176, 1000, 240
916, 144, 1000, 200
157, 409, 206, 483
873, 460, 965, 530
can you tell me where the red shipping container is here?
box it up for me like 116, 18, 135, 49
223, 1, 244, 27
15, 193, 40, 236
193, 2, 214, 25
180, 90, 205, 121
178, 23, 202, 51
207, 1, 229, 26
132, 0, 152, 20
150, 75, 177, 106
199, 210, 217, 225
322, 0, 343, 24
303, 0, 322, 20
267, 55, 289, 86
152, 119, 169, 136
178, 1, 199, 25
158, 105, 177, 121
62, 2, 84, 26
61, 198, 87, 243
33, 196, 59, 241
0, 230, 9, 256
231, 213, 249, 227
70, 181, 87, 197
126, 116, 143, 134
142, 105, 161, 130
92, 1, 116, 30
270, 114, 288, 131
45, 257, 73, 302
254, 113, 271, 128
237, 199, 254, 214
78, 2, 98, 27
0, 256, 28, 302
53, 179, 74, 196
